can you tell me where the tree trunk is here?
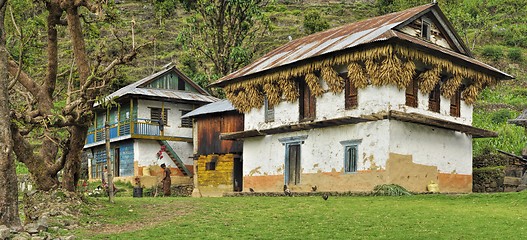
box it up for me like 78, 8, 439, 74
62, 124, 88, 191
0, 0, 22, 228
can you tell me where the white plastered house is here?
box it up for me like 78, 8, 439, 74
211, 3, 512, 193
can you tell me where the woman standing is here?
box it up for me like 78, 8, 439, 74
160, 163, 171, 196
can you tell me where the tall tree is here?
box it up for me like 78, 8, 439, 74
6, 0, 143, 191
177, 0, 270, 79
0, 0, 21, 228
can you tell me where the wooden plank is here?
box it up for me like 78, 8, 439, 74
131, 134, 193, 142
388, 111, 497, 138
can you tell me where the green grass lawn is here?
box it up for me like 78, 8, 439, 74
75, 192, 527, 239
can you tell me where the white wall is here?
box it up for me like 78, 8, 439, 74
134, 139, 193, 167
243, 121, 391, 177
388, 121, 472, 174
244, 79, 473, 131
136, 99, 195, 137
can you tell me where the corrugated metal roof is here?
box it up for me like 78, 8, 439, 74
96, 66, 217, 106
182, 99, 237, 118
212, 3, 511, 86
213, 4, 435, 86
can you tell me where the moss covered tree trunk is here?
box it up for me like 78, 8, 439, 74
0, 0, 22, 228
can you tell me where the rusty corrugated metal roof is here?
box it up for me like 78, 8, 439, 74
182, 99, 237, 118
212, 3, 511, 86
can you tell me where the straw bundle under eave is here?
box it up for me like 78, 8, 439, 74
321, 67, 344, 93
365, 60, 382, 86
263, 80, 282, 107
305, 73, 325, 97
441, 75, 463, 98
378, 55, 402, 86
418, 67, 441, 94
233, 90, 251, 113
398, 60, 416, 89
280, 77, 299, 102
245, 84, 264, 110
347, 61, 368, 89
462, 84, 480, 105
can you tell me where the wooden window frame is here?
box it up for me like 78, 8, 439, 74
428, 83, 441, 113
405, 75, 419, 108
343, 74, 358, 110
180, 110, 193, 128
450, 88, 462, 117
299, 79, 316, 121
150, 107, 169, 126
264, 96, 275, 123
341, 140, 361, 173
421, 19, 431, 41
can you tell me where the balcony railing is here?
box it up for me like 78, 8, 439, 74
86, 118, 163, 145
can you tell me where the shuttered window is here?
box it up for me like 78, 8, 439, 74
181, 110, 192, 128
264, 97, 274, 122
429, 83, 441, 113
344, 74, 358, 110
406, 76, 418, 107
151, 108, 168, 125
450, 88, 461, 117
299, 79, 316, 121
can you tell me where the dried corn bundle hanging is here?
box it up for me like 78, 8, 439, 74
263, 80, 282, 107
398, 60, 416, 89
462, 84, 480, 105
347, 61, 368, 89
441, 75, 463, 98
305, 73, 325, 97
232, 90, 251, 113
365, 60, 382, 86
379, 55, 402, 87
418, 67, 441, 94
321, 67, 344, 93
245, 84, 264, 110
280, 77, 299, 102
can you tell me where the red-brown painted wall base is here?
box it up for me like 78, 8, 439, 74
243, 153, 472, 193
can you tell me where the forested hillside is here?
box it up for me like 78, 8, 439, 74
6, 0, 527, 156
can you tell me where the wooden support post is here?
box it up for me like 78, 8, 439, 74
105, 108, 115, 203
130, 98, 135, 134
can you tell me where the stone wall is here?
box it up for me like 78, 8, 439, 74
472, 154, 515, 192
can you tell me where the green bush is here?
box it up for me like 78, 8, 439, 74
491, 109, 514, 124
507, 48, 523, 62
373, 184, 411, 196
303, 10, 330, 34
481, 45, 505, 62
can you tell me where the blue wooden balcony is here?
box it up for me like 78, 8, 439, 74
85, 118, 191, 147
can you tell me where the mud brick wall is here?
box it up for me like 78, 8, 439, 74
197, 154, 234, 188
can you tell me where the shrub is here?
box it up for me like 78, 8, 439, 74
481, 45, 504, 61
507, 48, 523, 62
303, 10, 330, 34
373, 184, 411, 196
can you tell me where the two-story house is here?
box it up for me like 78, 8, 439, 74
211, 3, 512, 193
84, 65, 217, 184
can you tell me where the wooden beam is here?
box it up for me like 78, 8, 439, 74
131, 134, 193, 143
387, 111, 497, 138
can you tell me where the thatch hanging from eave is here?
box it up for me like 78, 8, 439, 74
224, 44, 500, 113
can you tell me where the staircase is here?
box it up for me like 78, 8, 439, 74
158, 140, 192, 176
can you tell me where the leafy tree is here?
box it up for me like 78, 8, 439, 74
176, 0, 271, 79
5, 0, 143, 191
303, 10, 329, 34
0, 0, 21, 228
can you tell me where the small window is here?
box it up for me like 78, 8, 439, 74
344, 145, 358, 173
264, 96, 275, 122
343, 74, 358, 110
181, 110, 193, 128
421, 19, 431, 40
178, 78, 186, 91
151, 108, 168, 125
428, 83, 441, 113
405, 75, 419, 108
450, 87, 462, 117
206, 161, 216, 170
299, 79, 316, 121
